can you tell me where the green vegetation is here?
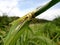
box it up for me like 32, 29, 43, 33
0, 15, 19, 45
0, 16, 60, 45
0, 15, 19, 33
0, 0, 60, 45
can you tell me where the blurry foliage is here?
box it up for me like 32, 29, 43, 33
0, 15, 60, 45
0, 15, 19, 36
29, 17, 60, 45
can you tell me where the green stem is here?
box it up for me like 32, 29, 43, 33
34, 0, 60, 17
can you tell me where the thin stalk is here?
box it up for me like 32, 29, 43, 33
34, 0, 60, 17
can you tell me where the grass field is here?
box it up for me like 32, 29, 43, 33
0, 16, 60, 45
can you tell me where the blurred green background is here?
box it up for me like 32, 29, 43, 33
0, 14, 60, 45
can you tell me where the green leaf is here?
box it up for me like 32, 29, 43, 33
4, 17, 30, 45
9, 20, 31, 45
